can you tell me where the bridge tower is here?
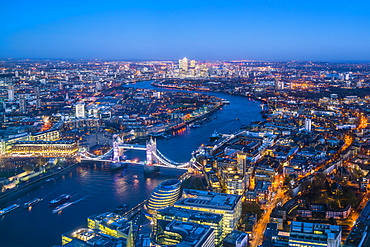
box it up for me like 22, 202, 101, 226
113, 135, 123, 162
146, 138, 157, 165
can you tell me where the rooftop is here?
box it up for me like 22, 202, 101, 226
175, 189, 241, 211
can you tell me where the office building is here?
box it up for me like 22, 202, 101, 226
7, 85, 14, 101
155, 206, 223, 245
87, 212, 134, 246
174, 189, 242, 235
147, 179, 182, 215
11, 140, 78, 157
304, 118, 312, 132
75, 103, 86, 118
19, 94, 26, 113
155, 220, 215, 247
289, 221, 341, 247
222, 230, 248, 247
179, 57, 189, 72
62, 228, 127, 246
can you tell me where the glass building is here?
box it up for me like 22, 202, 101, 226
147, 179, 182, 215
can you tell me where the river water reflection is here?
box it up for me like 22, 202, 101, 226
0, 81, 261, 246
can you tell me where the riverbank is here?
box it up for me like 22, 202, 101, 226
151, 80, 268, 104
0, 163, 78, 204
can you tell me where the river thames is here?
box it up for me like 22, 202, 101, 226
0, 81, 262, 247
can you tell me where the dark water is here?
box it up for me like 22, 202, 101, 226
0, 81, 262, 247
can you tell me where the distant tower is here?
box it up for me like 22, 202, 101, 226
36, 98, 41, 109
275, 78, 283, 90
179, 57, 189, 72
19, 94, 26, 113
7, 85, 14, 101
96, 82, 102, 91
75, 103, 86, 118
35, 87, 40, 97
146, 138, 157, 165
189, 60, 196, 69
14, 71, 19, 77
305, 118, 312, 132
35, 87, 41, 109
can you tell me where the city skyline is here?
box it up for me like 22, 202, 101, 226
1, 0, 370, 61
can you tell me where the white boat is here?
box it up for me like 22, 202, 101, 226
24, 198, 43, 208
52, 202, 73, 214
0, 204, 20, 216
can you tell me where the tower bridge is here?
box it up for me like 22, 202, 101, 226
79, 136, 200, 170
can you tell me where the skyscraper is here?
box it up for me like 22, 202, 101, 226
19, 94, 26, 113
7, 85, 14, 101
305, 118, 312, 132
75, 103, 86, 118
179, 57, 188, 72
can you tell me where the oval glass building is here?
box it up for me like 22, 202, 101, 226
147, 179, 182, 215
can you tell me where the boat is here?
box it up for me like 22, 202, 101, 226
144, 164, 160, 174
0, 204, 20, 216
52, 202, 73, 214
49, 194, 71, 207
210, 130, 222, 141
114, 203, 129, 214
24, 198, 43, 208
110, 162, 128, 171
150, 132, 165, 138
46, 178, 55, 182
190, 124, 200, 128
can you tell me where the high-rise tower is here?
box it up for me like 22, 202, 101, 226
7, 85, 14, 101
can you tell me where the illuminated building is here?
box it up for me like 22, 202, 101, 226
30, 129, 60, 141
7, 85, 14, 101
147, 179, 181, 215
222, 230, 248, 247
154, 206, 223, 245
154, 220, 214, 247
289, 221, 341, 247
87, 212, 134, 246
11, 140, 78, 157
174, 189, 242, 236
61, 228, 127, 246
305, 118, 312, 132
63, 118, 101, 129
179, 57, 188, 72
190, 60, 196, 69
75, 103, 86, 118
19, 94, 26, 113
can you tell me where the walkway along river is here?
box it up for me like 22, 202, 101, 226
0, 80, 262, 247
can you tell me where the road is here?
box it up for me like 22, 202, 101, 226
250, 176, 289, 247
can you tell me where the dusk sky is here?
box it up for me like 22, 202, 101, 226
1, 0, 370, 61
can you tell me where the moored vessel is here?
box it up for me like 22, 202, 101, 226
144, 164, 160, 174
114, 203, 129, 214
210, 130, 222, 141
110, 162, 127, 171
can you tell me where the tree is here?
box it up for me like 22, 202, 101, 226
36, 156, 47, 167
22, 164, 34, 172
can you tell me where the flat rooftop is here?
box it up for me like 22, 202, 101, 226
175, 189, 241, 211
157, 206, 222, 224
